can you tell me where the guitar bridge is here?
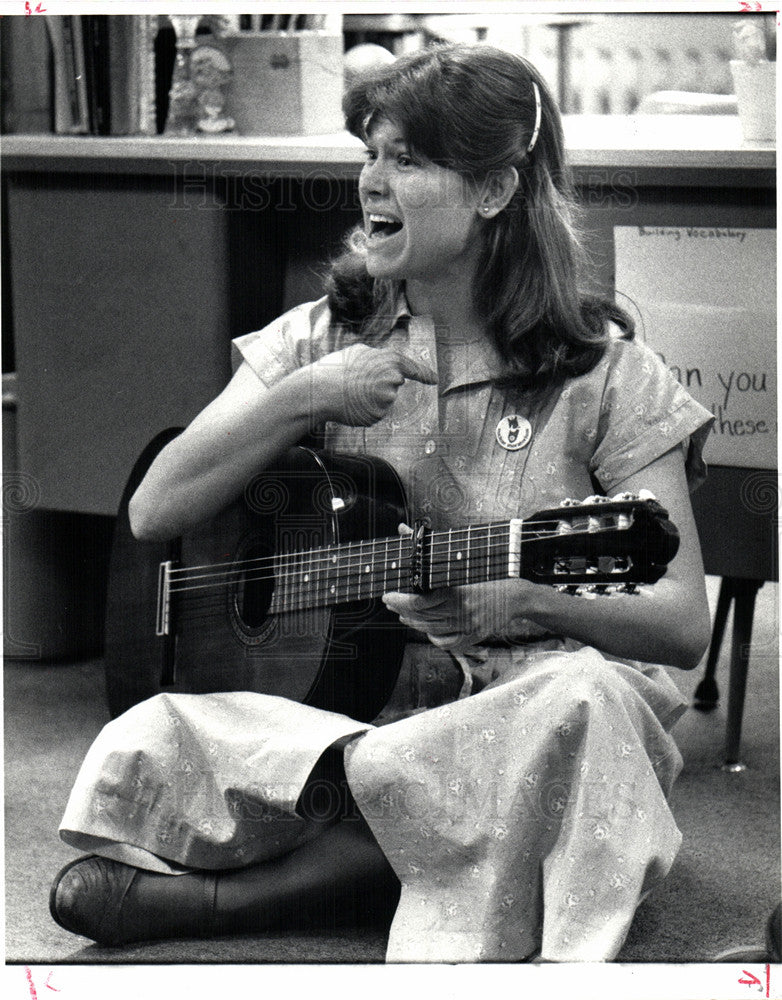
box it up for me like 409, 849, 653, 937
155, 560, 173, 637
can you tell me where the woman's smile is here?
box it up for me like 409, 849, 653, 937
367, 211, 404, 244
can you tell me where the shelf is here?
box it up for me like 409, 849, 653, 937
1, 115, 775, 185
0, 131, 368, 180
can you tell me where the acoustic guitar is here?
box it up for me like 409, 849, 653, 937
104, 429, 680, 721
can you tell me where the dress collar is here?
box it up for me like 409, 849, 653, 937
438, 333, 504, 393
381, 288, 504, 393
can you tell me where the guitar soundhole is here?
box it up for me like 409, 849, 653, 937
232, 542, 275, 637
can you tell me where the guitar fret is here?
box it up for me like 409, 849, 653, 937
362, 540, 371, 598
292, 551, 298, 607
345, 543, 354, 603
452, 531, 465, 586
389, 538, 400, 591
315, 547, 324, 608
281, 552, 290, 610
329, 547, 338, 603
289, 553, 297, 611
361, 548, 370, 598
446, 529, 452, 588
302, 549, 310, 609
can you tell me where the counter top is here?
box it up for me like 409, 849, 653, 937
1, 115, 775, 184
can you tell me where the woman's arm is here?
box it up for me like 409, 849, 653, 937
518, 445, 711, 668
128, 360, 320, 542
129, 345, 437, 542
384, 445, 712, 670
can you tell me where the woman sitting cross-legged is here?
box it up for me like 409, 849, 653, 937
50, 43, 713, 963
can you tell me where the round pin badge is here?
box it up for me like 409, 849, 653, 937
495, 414, 532, 451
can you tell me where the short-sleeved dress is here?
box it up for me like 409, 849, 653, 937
60, 296, 714, 963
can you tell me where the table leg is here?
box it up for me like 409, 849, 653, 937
723, 579, 763, 769
694, 576, 735, 709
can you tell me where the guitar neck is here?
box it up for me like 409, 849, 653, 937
270, 522, 514, 613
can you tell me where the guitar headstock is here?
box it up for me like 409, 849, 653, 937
521, 492, 679, 593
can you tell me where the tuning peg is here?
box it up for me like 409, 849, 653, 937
585, 584, 609, 595
584, 495, 610, 504
617, 583, 639, 594
559, 498, 580, 507
555, 584, 581, 595
611, 491, 638, 502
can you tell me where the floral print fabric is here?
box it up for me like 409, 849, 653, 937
344, 641, 686, 962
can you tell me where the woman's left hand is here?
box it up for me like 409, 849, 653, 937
382, 579, 541, 653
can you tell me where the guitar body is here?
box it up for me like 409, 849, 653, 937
106, 433, 679, 721
105, 433, 409, 722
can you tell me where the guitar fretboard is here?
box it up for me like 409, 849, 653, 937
268, 522, 513, 612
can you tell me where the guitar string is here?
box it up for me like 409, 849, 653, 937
164, 514, 625, 584
166, 526, 603, 591
164, 518, 574, 579
172, 535, 551, 586
166, 550, 534, 620
167, 555, 636, 628
169, 544, 510, 592
166, 525, 628, 598
166, 524, 629, 595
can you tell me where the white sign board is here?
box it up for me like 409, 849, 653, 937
614, 226, 776, 469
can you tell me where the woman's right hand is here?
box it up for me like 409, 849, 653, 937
307, 343, 438, 426
128, 345, 436, 542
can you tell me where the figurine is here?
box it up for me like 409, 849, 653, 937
191, 46, 235, 134
164, 14, 202, 136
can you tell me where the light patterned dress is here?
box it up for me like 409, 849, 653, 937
60, 295, 714, 962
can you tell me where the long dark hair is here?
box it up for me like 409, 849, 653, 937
326, 44, 633, 391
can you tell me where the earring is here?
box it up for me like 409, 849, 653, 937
480, 205, 491, 216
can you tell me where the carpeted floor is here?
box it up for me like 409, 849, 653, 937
5, 577, 780, 965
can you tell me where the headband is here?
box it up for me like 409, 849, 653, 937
527, 80, 541, 155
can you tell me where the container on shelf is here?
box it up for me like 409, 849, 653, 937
730, 59, 776, 141
223, 31, 344, 136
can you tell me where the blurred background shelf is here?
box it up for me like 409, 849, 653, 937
1, 115, 775, 179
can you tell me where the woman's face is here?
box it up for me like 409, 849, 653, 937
358, 117, 483, 285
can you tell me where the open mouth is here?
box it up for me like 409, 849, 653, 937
368, 213, 403, 239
